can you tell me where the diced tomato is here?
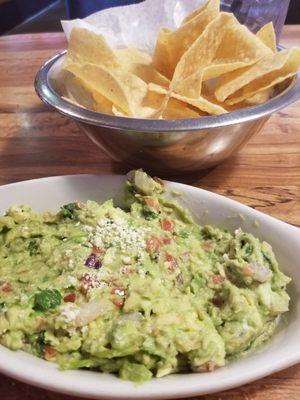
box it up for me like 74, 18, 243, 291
44, 346, 57, 359
112, 298, 124, 309
64, 292, 76, 302
146, 236, 161, 254
165, 253, 178, 272
212, 274, 225, 285
1, 282, 13, 292
92, 246, 104, 254
163, 236, 171, 245
162, 219, 174, 233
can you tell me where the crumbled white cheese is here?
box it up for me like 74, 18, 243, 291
60, 304, 80, 323
81, 325, 88, 333
81, 270, 108, 292
88, 217, 151, 260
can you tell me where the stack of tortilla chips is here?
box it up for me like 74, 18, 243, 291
61, 0, 300, 119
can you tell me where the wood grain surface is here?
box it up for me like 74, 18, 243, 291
0, 26, 300, 400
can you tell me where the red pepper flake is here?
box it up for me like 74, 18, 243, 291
64, 292, 76, 303
163, 236, 171, 245
1, 282, 13, 292
162, 219, 174, 233
44, 346, 57, 360
112, 298, 124, 309
212, 274, 225, 285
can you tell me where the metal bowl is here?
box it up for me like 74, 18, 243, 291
35, 50, 300, 176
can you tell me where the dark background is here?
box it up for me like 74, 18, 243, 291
0, 0, 299, 36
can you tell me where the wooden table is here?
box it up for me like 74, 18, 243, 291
0, 26, 300, 400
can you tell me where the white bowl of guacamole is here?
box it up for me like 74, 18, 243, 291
0, 171, 299, 399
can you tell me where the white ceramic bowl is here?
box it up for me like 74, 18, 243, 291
0, 175, 300, 399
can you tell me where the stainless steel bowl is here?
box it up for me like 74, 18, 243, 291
35, 50, 300, 176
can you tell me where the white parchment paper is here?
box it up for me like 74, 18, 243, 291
61, 0, 205, 54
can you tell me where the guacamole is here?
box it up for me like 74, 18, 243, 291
0, 171, 290, 383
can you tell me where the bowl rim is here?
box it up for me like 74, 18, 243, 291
34, 49, 300, 133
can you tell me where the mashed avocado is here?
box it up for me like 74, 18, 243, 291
0, 171, 290, 382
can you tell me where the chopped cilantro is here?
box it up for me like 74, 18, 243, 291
33, 289, 62, 311
179, 231, 189, 239
142, 210, 158, 220
60, 203, 77, 220
28, 331, 46, 355
0, 302, 6, 310
28, 239, 39, 256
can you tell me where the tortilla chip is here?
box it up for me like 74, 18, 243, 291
162, 98, 205, 119
217, 48, 300, 104
172, 92, 227, 115
181, 0, 219, 25
93, 92, 114, 114
152, 28, 174, 80
256, 22, 277, 53
149, 83, 226, 115
65, 28, 120, 69
61, 2, 300, 120
117, 47, 170, 87
172, 13, 272, 84
171, 70, 203, 98
112, 105, 128, 117
244, 88, 274, 105
153, 0, 219, 79
65, 63, 148, 116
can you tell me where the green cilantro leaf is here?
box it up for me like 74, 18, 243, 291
33, 289, 62, 311
179, 231, 189, 239
60, 203, 77, 220
142, 210, 158, 220
28, 331, 46, 356
28, 240, 39, 256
